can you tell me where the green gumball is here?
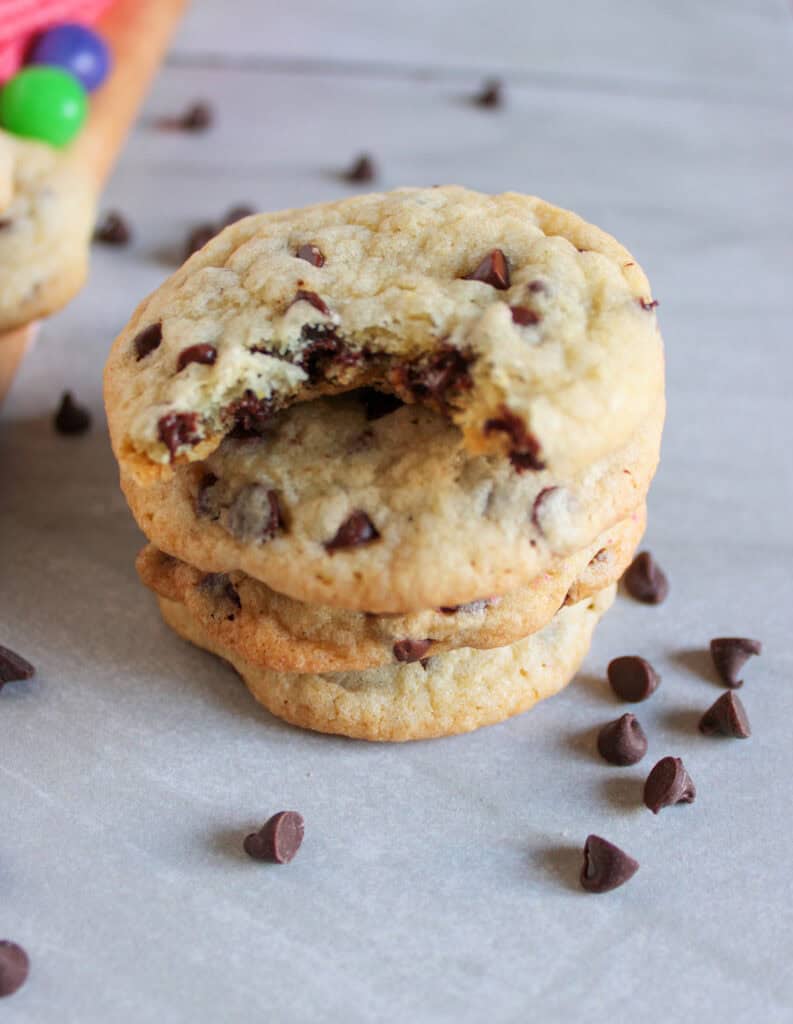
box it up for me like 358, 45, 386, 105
0, 67, 87, 147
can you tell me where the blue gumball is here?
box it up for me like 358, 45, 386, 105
29, 23, 111, 93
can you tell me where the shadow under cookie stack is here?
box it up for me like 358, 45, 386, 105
105, 187, 664, 741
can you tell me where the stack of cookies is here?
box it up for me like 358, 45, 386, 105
104, 187, 664, 741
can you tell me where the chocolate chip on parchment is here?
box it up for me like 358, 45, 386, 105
296, 244, 325, 267
160, 100, 213, 132
184, 222, 217, 259
699, 692, 751, 738
510, 305, 542, 326
0, 646, 35, 688
342, 153, 376, 184
357, 388, 404, 421
597, 713, 648, 766
471, 77, 503, 109
710, 637, 762, 688
580, 835, 639, 894
158, 412, 202, 458
643, 756, 696, 814
0, 941, 29, 998
220, 205, 256, 227
607, 655, 660, 702
624, 551, 669, 604
53, 391, 91, 435
325, 511, 380, 552
465, 249, 510, 290
133, 322, 162, 360
177, 344, 217, 371
393, 639, 432, 663
244, 811, 304, 864
94, 210, 131, 245
227, 485, 283, 543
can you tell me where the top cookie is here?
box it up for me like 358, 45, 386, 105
0, 129, 95, 332
105, 187, 663, 482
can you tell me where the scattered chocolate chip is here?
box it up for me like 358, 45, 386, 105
296, 243, 325, 267
292, 289, 330, 316
158, 412, 202, 458
510, 305, 542, 326
159, 100, 213, 132
607, 656, 660, 702
357, 388, 404, 421
439, 598, 492, 615
639, 298, 659, 311
580, 835, 639, 894
699, 692, 751, 738
710, 637, 762, 688
342, 153, 376, 184
643, 756, 696, 814
244, 811, 304, 863
465, 249, 510, 290
177, 344, 217, 371
0, 941, 29, 998
624, 551, 669, 604
0, 645, 34, 688
225, 390, 272, 436
53, 391, 91, 435
597, 713, 648, 766
472, 77, 503, 109
325, 511, 380, 551
221, 205, 255, 227
393, 639, 432, 663
185, 222, 217, 259
133, 322, 163, 360
227, 485, 283, 543
94, 210, 131, 245
196, 473, 219, 518
484, 406, 544, 471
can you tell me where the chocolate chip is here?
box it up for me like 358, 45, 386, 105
357, 388, 404, 421
607, 656, 660, 702
510, 306, 541, 326
53, 391, 91, 435
597, 713, 648, 766
196, 472, 219, 518
530, 486, 558, 534
699, 692, 751, 738
292, 290, 330, 316
133, 322, 163, 360
393, 639, 432, 663
465, 249, 510, 289
177, 344, 217, 371
94, 210, 131, 245
296, 244, 325, 267
0, 218, 12, 231
639, 298, 659, 311
439, 598, 492, 615
643, 756, 696, 814
185, 222, 217, 259
325, 511, 380, 551
483, 407, 544, 471
390, 345, 474, 410
472, 78, 503, 109
225, 390, 272, 436
244, 811, 304, 863
227, 485, 283, 543
0, 941, 29, 998
342, 153, 376, 183
580, 835, 639, 893
528, 279, 547, 294
624, 551, 669, 604
158, 100, 213, 132
710, 637, 762, 688
221, 205, 255, 227
0, 645, 34, 688
158, 412, 202, 458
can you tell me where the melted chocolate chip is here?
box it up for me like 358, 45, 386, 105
391, 345, 473, 410
342, 153, 376, 183
393, 639, 433, 663
0, 940, 29, 997
639, 298, 659, 311
472, 78, 503, 108
177, 344, 217, 371
0, 645, 35, 688
244, 811, 304, 863
484, 407, 544, 471
292, 289, 330, 316
699, 691, 751, 738
710, 637, 762, 688
357, 388, 404, 421
465, 249, 510, 289
158, 412, 202, 458
607, 656, 660, 702
196, 473, 219, 518
325, 511, 380, 552
94, 210, 131, 245
133, 322, 163, 360
597, 713, 648, 766
225, 390, 272, 436
200, 573, 242, 612
298, 326, 346, 382
510, 305, 542, 326
226, 485, 283, 543
296, 244, 325, 267
624, 551, 669, 604
643, 756, 696, 814
53, 391, 91, 435
581, 835, 639, 894
185, 222, 217, 259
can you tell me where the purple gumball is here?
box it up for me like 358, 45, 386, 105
29, 23, 111, 92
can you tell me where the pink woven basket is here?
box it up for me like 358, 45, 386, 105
0, 0, 114, 80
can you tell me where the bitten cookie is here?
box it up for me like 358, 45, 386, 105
0, 129, 95, 332
137, 504, 644, 672
105, 186, 663, 481
157, 585, 616, 741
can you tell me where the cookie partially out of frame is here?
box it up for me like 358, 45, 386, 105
105, 186, 663, 482
137, 504, 643, 673
0, 129, 95, 332
157, 585, 616, 741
